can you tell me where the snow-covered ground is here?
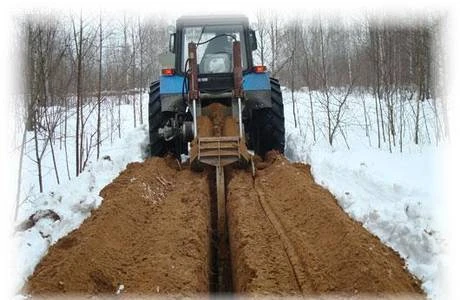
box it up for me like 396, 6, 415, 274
283, 87, 447, 299
13, 88, 446, 299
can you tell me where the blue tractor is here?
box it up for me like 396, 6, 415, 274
149, 16, 285, 288
148, 15, 285, 165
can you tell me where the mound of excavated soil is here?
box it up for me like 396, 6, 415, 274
25, 157, 211, 297
227, 170, 301, 295
227, 152, 425, 297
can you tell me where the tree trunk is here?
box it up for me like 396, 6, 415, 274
422, 100, 431, 144
33, 111, 43, 193
132, 22, 137, 128
118, 95, 121, 139
386, 97, 392, 153
290, 24, 298, 129
97, 14, 102, 160
79, 90, 84, 174
362, 96, 370, 144
399, 92, 404, 152
318, 18, 332, 145
139, 17, 144, 125
308, 89, 316, 143
378, 95, 385, 143
415, 97, 420, 144
73, 14, 83, 176
48, 122, 60, 184
291, 88, 297, 128
14, 126, 27, 221
374, 93, 381, 148
64, 96, 71, 180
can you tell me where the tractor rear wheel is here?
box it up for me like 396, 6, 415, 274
148, 81, 168, 157
149, 81, 177, 157
148, 81, 187, 158
250, 78, 285, 158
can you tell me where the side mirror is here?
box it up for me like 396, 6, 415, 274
249, 29, 257, 51
159, 52, 175, 68
167, 25, 176, 34
169, 33, 176, 53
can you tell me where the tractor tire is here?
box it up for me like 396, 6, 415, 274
148, 81, 168, 157
250, 78, 285, 157
148, 81, 188, 158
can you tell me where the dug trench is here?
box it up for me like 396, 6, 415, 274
24, 153, 426, 298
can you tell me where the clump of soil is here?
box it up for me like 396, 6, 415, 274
207, 103, 226, 136
201, 103, 239, 137
197, 116, 213, 137
223, 116, 238, 137
252, 150, 281, 170
17, 209, 61, 232
227, 154, 425, 297
25, 158, 211, 297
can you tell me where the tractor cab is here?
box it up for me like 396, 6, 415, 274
169, 15, 257, 93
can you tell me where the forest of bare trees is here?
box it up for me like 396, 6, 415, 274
252, 11, 445, 150
14, 10, 446, 194
16, 12, 169, 193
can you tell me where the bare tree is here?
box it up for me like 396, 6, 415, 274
97, 13, 103, 159
267, 12, 281, 74
131, 19, 137, 128
298, 21, 316, 142
72, 13, 83, 175
138, 16, 144, 125
254, 10, 268, 65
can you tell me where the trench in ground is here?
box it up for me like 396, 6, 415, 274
207, 167, 233, 294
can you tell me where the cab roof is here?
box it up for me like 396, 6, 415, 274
176, 14, 249, 27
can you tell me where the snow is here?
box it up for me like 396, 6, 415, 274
307, 144, 446, 297
283, 87, 447, 299
13, 94, 149, 292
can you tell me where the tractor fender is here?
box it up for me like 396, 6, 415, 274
243, 73, 272, 110
160, 75, 187, 113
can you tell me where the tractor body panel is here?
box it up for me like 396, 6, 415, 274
160, 74, 186, 112
159, 72, 272, 112
243, 72, 272, 110
242, 72, 270, 90
160, 74, 185, 94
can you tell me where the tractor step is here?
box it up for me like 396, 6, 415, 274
190, 136, 250, 168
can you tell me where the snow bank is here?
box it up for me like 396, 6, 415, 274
309, 143, 446, 298
283, 87, 447, 299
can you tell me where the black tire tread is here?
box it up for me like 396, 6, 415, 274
148, 81, 167, 157
250, 78, 285, 157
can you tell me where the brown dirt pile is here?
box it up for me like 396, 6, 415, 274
197, 116, 213, 137
223, 116, 238, 137
227, 170, 301, 296
207, 102, 226, 136
227, 152, 425, 297
25, 157, 211, 297
201, 103, 238, 137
